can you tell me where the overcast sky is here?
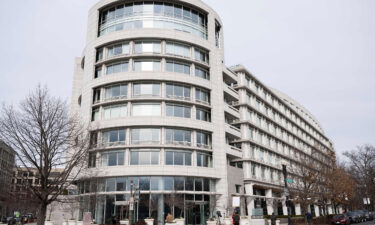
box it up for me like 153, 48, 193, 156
0, 0, 374, 157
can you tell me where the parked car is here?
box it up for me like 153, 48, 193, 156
332, 214, 350, 225
369, 211, 375, 220
346, 212, 361, 223
354, 210, 368, 222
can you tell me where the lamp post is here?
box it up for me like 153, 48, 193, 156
129, 180, 140, 225
282, 165, 292, 225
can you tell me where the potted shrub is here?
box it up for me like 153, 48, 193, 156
165, 213, 175, 225
119, 219, 129, 225
174, 217, 185, 225
207, 217, 217, 225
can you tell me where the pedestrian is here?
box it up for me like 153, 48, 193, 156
271, 213, 277, 225
232, 210, 240, 225
305, 212, 312, 225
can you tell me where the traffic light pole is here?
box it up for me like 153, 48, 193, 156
282, 165, 292, 225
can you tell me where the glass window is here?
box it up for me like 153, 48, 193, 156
131, 128, 160, 144
194, 48, 209, 63
134, 60, 161, 72
88, 153, 96, 168
195, 67, 209, 80
174, 177, 185, 190
166, 104, 191, 118
197, 152, 213, 167
132, 103, 161, 116
195, 88, 210, 104
102, 129, 126, 145
166, 42, 191, 58
95, 67, 102, 78
107, 43, 130, 58
185, 177, 194, 191
164, 177, 174, 190
166, 129, 191, 145
104, 151, 124, 166
106, 178, 116, 192
106, 62, 129, 74
166, 83, 190, 100
139, 177, 150, 190
196, 131, 210, 147
134, 41, 161, 54
195, 178, 203, 191
116, 177, 126, 191
165, 150, 192, 166
96, 48, 103, 62
105, 84, 128, 100
103, 105, 127, 119
150, 177, 161, 190
196, 108, 211, 122
166, 61, 190, 75
133, 83, 161, 97
92, 108, 100, 121
130, 150, 160, 165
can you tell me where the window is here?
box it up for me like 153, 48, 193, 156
197, 152, 212, 167
103, 105, 127, 119
132, 103, 161, 116
196, 131, 211, 148
107, 43, 130, 58
194, 48, 209, 63
95, 67, 102, 78
196, 108, 211, 122
166, 104, 191, 118
134, 41, 161, 54
101, 151, 125, 166
92, 108, 100, 121
133, 60, 161, 72
88, 153, 96, 168
165, 151, 192, 166
131, 128, 160, 144
215, 21, 221, 47
195, 67, 209, 80
166, 61, 190, 74
195, 88, 210, 104
166, 42, 191, 58
166, 129, 191, 145
105, 84, 128, 100
235, 185, 241, 194
166, 83, 190, 100
133, 83, 160, 97
96, 48, 103, 62
106, 62, 129, 74
130, 150, 159, 165
102, 129, 126, 145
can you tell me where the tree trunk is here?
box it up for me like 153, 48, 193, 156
37, 203, 48, 225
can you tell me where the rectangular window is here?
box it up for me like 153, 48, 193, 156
132, 103, 161, 116
102, 129, 126, 146
166, 104, 191, 118
95, 67, 102, 78
131, 128, 160, 144
134, 41, 161, 54
88, 153, 96, 168
166, 129, 191, 145
197, 152, 212, 167
92, 108, 100, 121
133, 60, 161, 72
165, 150, 192, 166
195, 88, 210, 104
103, 105, 127, 119
101, 151, 125, 166
196, 131, 211, 148
130, 150, 159, 165
194, 48, 209, 63
107, 43, 130, 58
105, 84, 128, 100
195, 67, 209, 80
166, 61, 190, 74
133, 83, 161, 97
166, 83, 190, 100
166, 42, 191, 58
106, 62, 128, 74
196, 108, 211, 122
96, 48, 103, 62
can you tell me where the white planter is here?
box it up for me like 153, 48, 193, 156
120, 220, 129, 225
68, 220, 77, 225
166, 223, 176, 225
45, 221, 54, 225
145, 219, 154, 225
77, 221, 83, 225
207, 220, 217, 225
224, 218, 232, 225
175, 218, 185, 225
240, 217, 249, 225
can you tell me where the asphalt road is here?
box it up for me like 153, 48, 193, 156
353, 221, 375, 225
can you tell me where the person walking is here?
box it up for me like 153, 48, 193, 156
305, 212, 313, 225
232, 210, 240, 225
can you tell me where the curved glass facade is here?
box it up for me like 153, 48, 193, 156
99, 2, 208, 38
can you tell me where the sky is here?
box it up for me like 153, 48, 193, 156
0, 0, 374, 157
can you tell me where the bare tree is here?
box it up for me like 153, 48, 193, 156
0, 85, 89, 225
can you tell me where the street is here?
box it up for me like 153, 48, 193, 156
352, 222, 375, 225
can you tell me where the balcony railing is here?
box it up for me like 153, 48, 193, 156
165, 140, 192, 146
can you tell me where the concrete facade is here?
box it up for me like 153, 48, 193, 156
0, 140, 15, 217
71, 0, 335, 224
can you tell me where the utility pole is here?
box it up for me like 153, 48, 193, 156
282, 165, 292, 225
129, 181, 134, 225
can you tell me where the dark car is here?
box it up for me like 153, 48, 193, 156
354, 210, 368, 222
346, 212, 360, 223
369, 211, 375, 220
332, 214, 350, 225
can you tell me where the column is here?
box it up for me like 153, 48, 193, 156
265, 189, 274, 215
295, 203, 301, 215
327, 205, 333, 215
245, 183, 254, 216
314, 205, 320, 217
281, 195, 287, 216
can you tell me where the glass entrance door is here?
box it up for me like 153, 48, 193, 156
186, 203, 207, 225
